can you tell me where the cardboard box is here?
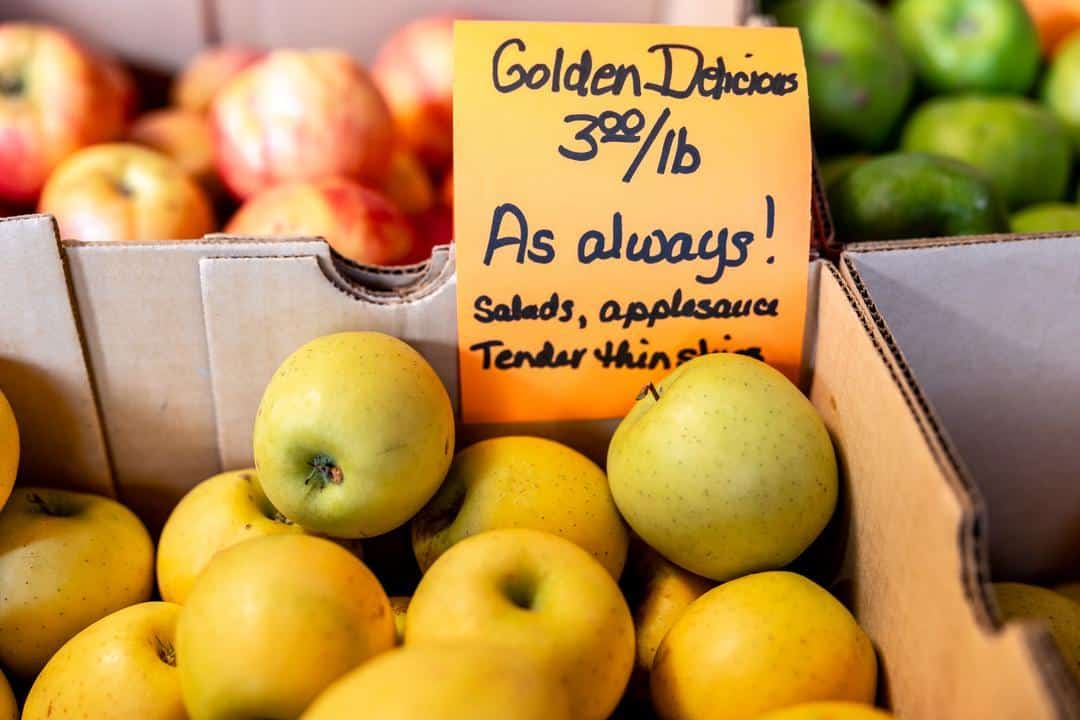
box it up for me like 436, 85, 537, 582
1, 214, 1077, 718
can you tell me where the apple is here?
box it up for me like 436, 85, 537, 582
1056, 582, 1080, 604
253, 331, 454, 539
624, 539, 713, 671
607, 353, 838, 581
995, 582, 1080, 679
177, 534, 395, 719
38, 142, 215, 243
156, 468, 308, 604
756, 702, 895, 720
403, 204, 453, 264
211, 50, 393, 199
0, 22, 128, 206
225, 177, 416, 266
0, 388, 17, 511
441, 168, 453, 207
0, 486, 154, 677
302, 642, 572, 720
382, 146, 435, 215
651, 571, 877, 720
129, 108, 220, 196
0, 669, 14, 720
412, 435, 629, 578
172, 45, 264, 114
389, 596, 410, 645
23, 602, 184, 720
373, 15, 456, 173
406, 528, 635, 720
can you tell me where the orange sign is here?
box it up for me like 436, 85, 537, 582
453, 21, 811, 424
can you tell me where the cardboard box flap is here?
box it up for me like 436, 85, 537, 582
0, 215, 112, 496
842, 235, 1080, 583
812, 261, 1076, 720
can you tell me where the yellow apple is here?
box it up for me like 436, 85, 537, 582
302, 642, 571, 720
412, 436, 629, 578
406, 528, 634, 720
624, 540, 713, 671
128, 108, 220, 196
23, 602, 184, 720
253, 332, 454, 539
0, 387, 17, 511
0, 486, 154, 677
1056, 582, 1080, 605
608, 353, 838, 581
0, 668, 14, 720
995, 582, 1080, 679
389, 596, 410, 645
756, 702, 894, 720
177, 534, 395, 718
651, 571, 877, 720
157, 468, 308, 604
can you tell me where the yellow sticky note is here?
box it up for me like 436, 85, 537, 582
453, 21, 811, 424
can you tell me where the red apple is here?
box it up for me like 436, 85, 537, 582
225, 177, 416, 266
129, 108, 219, 195
404, 204, 453, 264
212, 50, 393, 200
0, 23, 128, 206
172, 46, 264, 114
382, 146, 435, 215
39, 143, 215, 243
373, 15, 457, 173
441, 168, 453, 208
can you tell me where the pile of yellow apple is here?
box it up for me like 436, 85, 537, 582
0, 19, 455, 265
1, 333, 1078, 720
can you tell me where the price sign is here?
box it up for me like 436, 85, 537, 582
453, 21, 811, 424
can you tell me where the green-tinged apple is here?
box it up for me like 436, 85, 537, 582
389, 596, 410, 645
0, 388, 16, 511
995, 582, 1080, 679
0, 22, 128, 205
412, 435, 629, 578
608, 353, 838, 581
156, 468, 308, 604
39, 143, 215, 242
406, 528, 634, 720
253, 332, 454, 538
212, 50, 393, 199
0, 487, 154, 677
177, 534, 395, 719
652, 572, 876, 720
0, 669, 13, 720
23, 602, 185, 720
302, 643, 572, 720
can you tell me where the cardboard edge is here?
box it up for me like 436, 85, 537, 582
828, 230, 1080, 255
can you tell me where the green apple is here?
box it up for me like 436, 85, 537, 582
1010, 203, 1080, 234
177, 534, 395, 719
406, 528, 635, 720
411, 436, 629, 578
651, 572, 877, 720
0, 487, 154, 678
1042, 33, 1080, 152
302, 643, 572, 720
995, 582, 1080, 680
607, 353, 837, 581
891, 0, 1040, 94
253, 331, 454, 538
23, 602, 185, 720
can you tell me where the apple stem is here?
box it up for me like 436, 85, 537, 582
637, 382, 661, 402
155, 636, 177, 667
306, 454, 344, 487
26, 492, 64, 517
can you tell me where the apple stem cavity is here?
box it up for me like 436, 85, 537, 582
306, 454, 344, 487
26, 492, 71, 517
155, 636, 177, 667
0, 73, 23, 97
637, 382, 662, 402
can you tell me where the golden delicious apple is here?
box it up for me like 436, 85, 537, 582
756, 702, 894, 719
406, 528, 634, 720
995, 581, 1080, 679
412, 436, 629, 578
1055, 582, 1080, 605
607, 353, 838, 581
0, 668, 14, 720
301, 642, 572, 720
0, 388, 16, 511
651, 571, 877, 720
0, 487, 154, 677
389, 596, 410, 645
177, 534, 395, 718
624, 541, 713, 671
157, 468, 308, 604
23, 602, 184, 720
253, 331, 454, 539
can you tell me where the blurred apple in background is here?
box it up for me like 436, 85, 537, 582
441, 168, 453, 207
212, 50, 393, 199
226, 177, 416, 265
0, 22, 129, 206
39, 143, 214, 242
404, 205, 452, 264
382, 146, 435, 216
173, 45, 264, 114
374, 15, 457, 173
129, 108, 219, 195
